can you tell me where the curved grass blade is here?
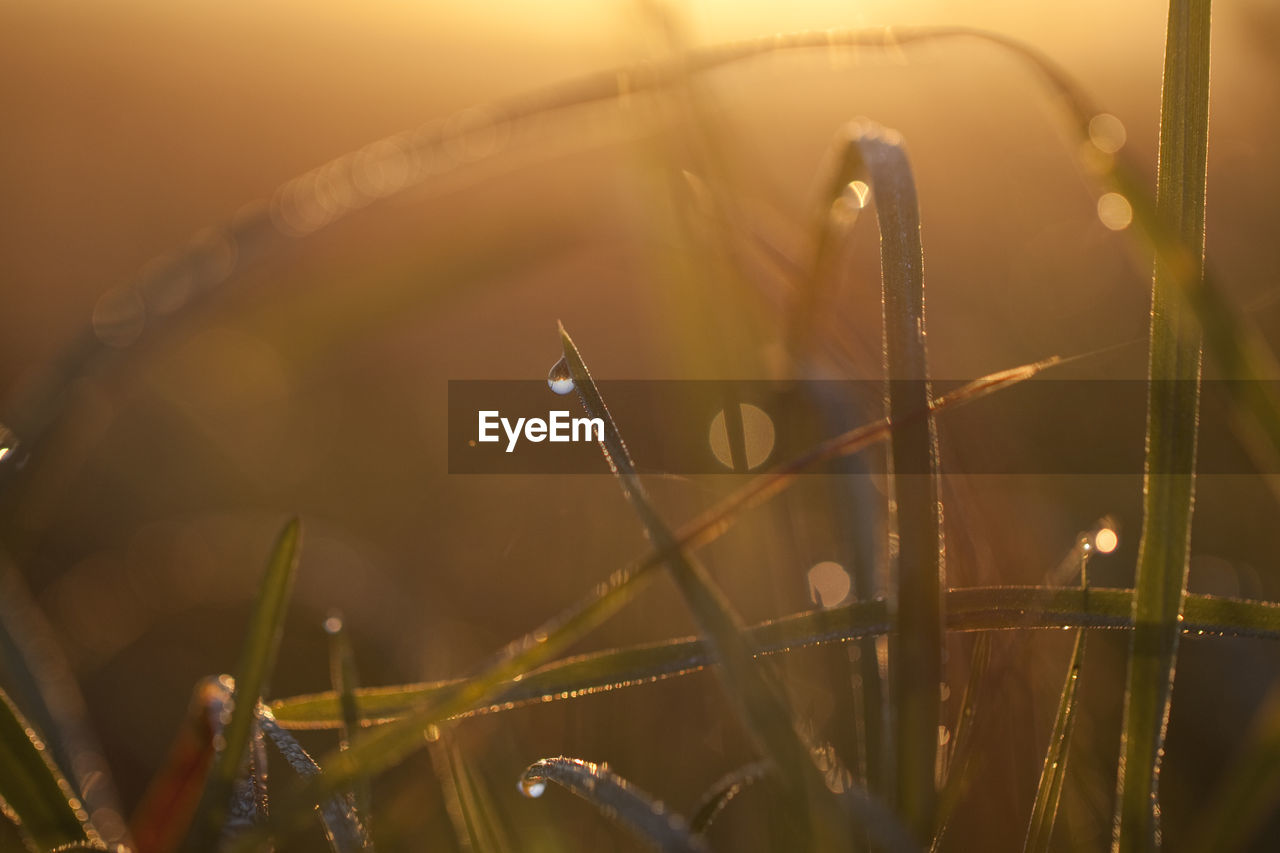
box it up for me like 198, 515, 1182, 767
1024, 630, 1085, 853
688, 762, 771, 835
1114, 2, 1211, 850
0, 687, 98, 850
559, 323, 897, 851
257, 708, 369, 853
183, 518, 302, 852
325, 614, 373, 841
518, 757, 706, 853
827, 123, 943, 840
231, 359, 1056, 852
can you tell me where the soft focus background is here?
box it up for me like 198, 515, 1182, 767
1, 0, 1279, 849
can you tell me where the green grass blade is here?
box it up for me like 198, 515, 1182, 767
271, 586, 1280, 732
1024, 630, 1086, 853
325, 614, 373, 840
687, 762, 771, 835
557, 323, 867, 850
185, 517, 302, 851
932, 633, 992, 850
0, 687, 97, 850
427, 725, 513, 853
519, 757, 706, 853
1114, 2, 1211, 850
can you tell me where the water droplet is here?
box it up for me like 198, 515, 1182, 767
1094, 527, 1119, 554
548, 356, 575, 395
1089, 113, 1127, 154
519, 778, 547, 798
808, 561, 851, 608
323, 613, 344, 635
708, 404, 776, 470
1097, 193, 1134, 231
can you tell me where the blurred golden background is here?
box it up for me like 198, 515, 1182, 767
2, 1, 1279, 849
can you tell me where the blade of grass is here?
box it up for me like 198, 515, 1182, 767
931, 633, 992, 850
519, 757, 707, 853
183, 517, 302, 852
557, 322, 870, 850
325, 614, 373, 839
1114, 2, 1211, 850
0, 687, 98, 850
257, 708, 369, 853
836, 124, 944, 841
270, 585, 1280, 731
426, 725, 513, 853
1024, 630, 1086, 853
688, 762, 771, 835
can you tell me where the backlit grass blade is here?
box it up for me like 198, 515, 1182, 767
184, 518, 302, 852
257, 708, 369, 853
325, 614, 373, 839
1114, 2, 1211, 850
688, 762, 771, 835
827, 123, 944, 841
519, 757, 706, 853
0, 687, 98, 850
1024, 630, 1085, 853
932, 633, 992, 850
426, 725, 513, 853
557, 322, 865, 850
231, 360, 1054, 851
270, 586, 1280, 731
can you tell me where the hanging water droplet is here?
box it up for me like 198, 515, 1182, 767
548, 356, 575, 395
518, 778, 547, 798
323, 613, 344, 635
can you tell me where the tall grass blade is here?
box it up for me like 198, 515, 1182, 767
1114, 2, 1211, 850
688, 762, 771, 835
824, 123, 944, 841
519, 757, 706, 853
557, 323, 865, 850
184, 518, 302, 852
1023, 630, 1085, 853
0, 687, 98, 850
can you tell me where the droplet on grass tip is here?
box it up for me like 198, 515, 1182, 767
1094, 527, 1119, 554
519, 778, 547, 798
548, 356, 575, 395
